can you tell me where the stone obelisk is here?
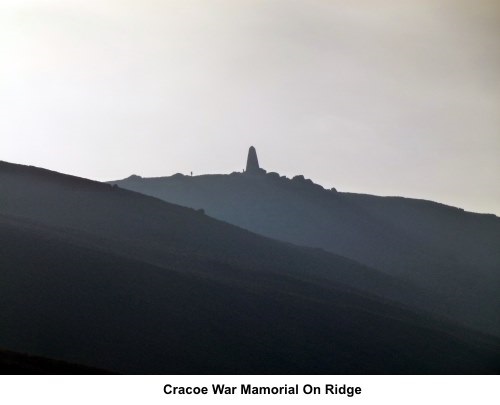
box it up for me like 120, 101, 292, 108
246, 146, 260, 173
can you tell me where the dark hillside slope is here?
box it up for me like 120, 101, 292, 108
0, 161, 426, 308
0, 161, 499, 373
0, 349, 110, 374
0, 214, 498, 374
109, 172, 500, 336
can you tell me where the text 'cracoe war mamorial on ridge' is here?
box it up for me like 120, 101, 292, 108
163, 383, 362, 396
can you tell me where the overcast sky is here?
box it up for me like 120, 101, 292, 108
1, 0, 499, 214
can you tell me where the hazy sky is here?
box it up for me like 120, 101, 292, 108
1, 1, 499, 214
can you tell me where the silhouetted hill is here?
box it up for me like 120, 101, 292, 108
1, 161, 499, 373
110, 171, 500, 336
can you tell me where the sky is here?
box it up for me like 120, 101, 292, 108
1, 0, 499, 215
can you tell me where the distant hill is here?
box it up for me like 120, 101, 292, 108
110, 169, 500, 337
0, 160, 499, 374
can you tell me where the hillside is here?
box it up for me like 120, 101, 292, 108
0, 349, 110, 374
110, 169, 500, 336
1, 160, 499, 373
